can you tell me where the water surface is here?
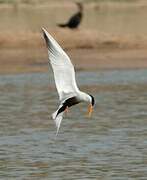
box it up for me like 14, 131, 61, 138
0, 70, 147, 179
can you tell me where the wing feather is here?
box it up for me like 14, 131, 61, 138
42, 28, 79, 101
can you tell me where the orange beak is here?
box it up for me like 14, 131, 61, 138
88, 104, 93, 117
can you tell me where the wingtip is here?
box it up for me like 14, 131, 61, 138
42, 27, 49, 46
41, 27, 46, 32
41, 27, 47, 37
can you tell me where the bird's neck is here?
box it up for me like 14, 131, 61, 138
77, 7, 83, 15
78, 91, 91, 103
78, 11, 83, 18
78, 6, 83, 13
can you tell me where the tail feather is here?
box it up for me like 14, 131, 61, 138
57, 23, 67, 28
52, 110, 64, 136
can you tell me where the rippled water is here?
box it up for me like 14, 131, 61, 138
0, 70, 147, 179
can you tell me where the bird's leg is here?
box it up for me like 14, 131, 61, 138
88, 104, 93, 117
65, 106, 69, 114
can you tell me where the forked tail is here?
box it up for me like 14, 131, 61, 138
52, 110, 64, 136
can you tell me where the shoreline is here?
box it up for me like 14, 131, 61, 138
0, 0, 147, 74
0, 48, 147, 74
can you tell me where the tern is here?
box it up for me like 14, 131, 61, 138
42, 28, 95, 135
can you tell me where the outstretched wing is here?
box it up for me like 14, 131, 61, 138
42, 28, 79, 101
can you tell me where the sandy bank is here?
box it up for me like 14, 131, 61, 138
0, 48, 147, 74
0, 29, 146, 50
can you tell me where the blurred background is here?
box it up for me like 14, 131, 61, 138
0, 0, 147, 73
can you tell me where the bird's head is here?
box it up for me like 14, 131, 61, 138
76, 2, 83, 12
88, 94, 95, 117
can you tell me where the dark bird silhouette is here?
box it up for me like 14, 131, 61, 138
58, 3, 83, 29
